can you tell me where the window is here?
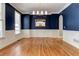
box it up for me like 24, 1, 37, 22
0, 4, 2, 19
15, 11, 21, 34
0, 21, 3, 37
0, 4, 3, 38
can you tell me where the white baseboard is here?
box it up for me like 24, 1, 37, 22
63, 30, 79, 49
0, 29, 61, 49
22, 29, 61, 38
0, 30, 23, 49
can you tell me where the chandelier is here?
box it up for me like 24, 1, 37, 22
32, 11, 47, 15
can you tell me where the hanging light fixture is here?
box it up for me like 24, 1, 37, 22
36, 11, 39, 15
40, 11, 43, 15
45, 11, 47, 15
32, 11, 48, 15
32, 11, 35, 15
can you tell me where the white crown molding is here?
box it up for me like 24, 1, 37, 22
49, 12, 59, 14
49, 3, 72, 14
10, 3, 72, 15
58, 3, 72, 13
10, 3, 23, 14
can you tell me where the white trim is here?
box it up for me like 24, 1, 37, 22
21, 10, 63, 15
9, 4, 23, 14
46, 3, 72, 14
0, 30, 23, 49
21, 29, 61, 38
10, 3, 71, 15
63, 30, 79, 49
58, 3, 71, 13
59, 15, 63, 37
48, 12, 59, 14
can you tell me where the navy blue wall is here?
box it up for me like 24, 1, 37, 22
21, 14, 30, 29
6, 3, 59, 30
60, 3, 79, 31
21, 14, 59, 29
5, 3, 15, 30
5, 3, 21, 30
49, 14, 59, 29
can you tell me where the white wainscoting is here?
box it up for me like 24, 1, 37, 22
1, 30, 79, 49
0, 3, 23, 49
0, 29, 60, 49
21, 29, 30, 38
30, 29, 59, 38
63, 30, 79, 49
22, 29, 60, 38
0, 30, 23, 49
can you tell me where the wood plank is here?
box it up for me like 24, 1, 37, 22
0, 38, 79, 56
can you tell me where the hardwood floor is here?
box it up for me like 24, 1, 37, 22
0, 38, 79, 56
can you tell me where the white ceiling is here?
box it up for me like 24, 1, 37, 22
10, 3, 71, 14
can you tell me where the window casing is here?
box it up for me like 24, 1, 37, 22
15, 11, 21, 34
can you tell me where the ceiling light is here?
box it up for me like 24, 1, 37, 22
45, 11, 47, 15
36, 11, 39, 15
32, 11, 35, 15
41, 11, 43, 15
